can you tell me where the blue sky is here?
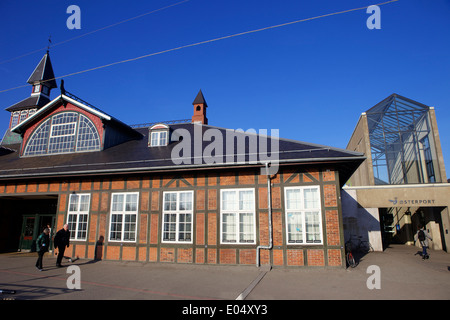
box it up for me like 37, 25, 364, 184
0, 0, 449, 179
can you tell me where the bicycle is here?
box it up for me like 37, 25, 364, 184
351, 235, 374, 254
345, 238, 356, 268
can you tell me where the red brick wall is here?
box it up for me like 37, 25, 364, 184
0, 166, 344, 267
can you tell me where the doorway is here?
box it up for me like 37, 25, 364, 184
19, 214, 56, 252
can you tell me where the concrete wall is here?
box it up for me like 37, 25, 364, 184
341, 189, 383, 251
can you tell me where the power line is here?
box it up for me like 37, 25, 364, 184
0, 0, 399, 94
0, 0, 190, 65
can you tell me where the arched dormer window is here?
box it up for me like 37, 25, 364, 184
149, 123, 169, 147
23, 111, 101, 156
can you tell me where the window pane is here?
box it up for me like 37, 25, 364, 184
24, 118, 51, 155
305, 211, 321, 243
164, 193, 177, 211
48, 113, 78, 154
110, 214, 122, 240
125, 194, 137, 211
68, 214, 77, 239
77, 214, 88, 240
222, 191, 237, 211
287, 212, 303, 243
239, 190, 254, 210
159, 131, 167, 145
151, 132, 159, 146
286, 189, 301, 210
69, 194, 79, 212
179, 192, 192, 211
304, 188, 319, 209
112, 194, 124, 212
76, 114, 100, 152
239, 212, 254, 242
178, 213, 192, 242
163, 213, 177, 241
79, 195, 90, 212
124, 214, 136, 241
222, 213, 236, 243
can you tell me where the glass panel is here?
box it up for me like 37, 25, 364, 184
76, 114, 100, 152
112, 194, 124, 212
305, 211, 321, 243
239, 190, 253, 210
239, 212, 254, 243
24, 118, 51, 155
222, 213, 236, 243
222, 191, 237, 211
286, 189, 301, 210
69, 194, 79, 212
125, 194, 137, 211
304, 188, 319, 209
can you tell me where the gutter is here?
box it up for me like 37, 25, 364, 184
0, 156, 366, 180
256, 162, 273, 268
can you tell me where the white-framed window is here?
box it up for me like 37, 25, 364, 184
285, 186, 323, 244
67, 193, 90, 241
220, 188, 256, 244
150, 130, 168, 147
19, 110, 28, 123
23, 111, 101, 156
10, 112, 19, 128
109, 192, 139, 242
162, 191, 193, 243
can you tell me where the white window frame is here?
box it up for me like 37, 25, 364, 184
67, 193, 91, 241
284, 186, 323, 245
150, 130, 168, 147
109, 192, 139, 242
220, 188, 256, 245
50, 121, 77, 138
162, 191, 194, 244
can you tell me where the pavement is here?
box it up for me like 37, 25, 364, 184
0, 244, 449, 301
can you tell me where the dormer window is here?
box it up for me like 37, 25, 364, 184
149, 123, 169, 147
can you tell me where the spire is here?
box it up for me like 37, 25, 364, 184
192, 89, 207, 107
27, 51, 57, 89
191, 90, 208, 125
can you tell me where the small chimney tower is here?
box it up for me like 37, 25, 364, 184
191, 90, 208, 125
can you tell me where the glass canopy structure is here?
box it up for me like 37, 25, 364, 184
366, 94, 438, 185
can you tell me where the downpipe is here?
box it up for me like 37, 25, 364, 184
256, 162, 273, 268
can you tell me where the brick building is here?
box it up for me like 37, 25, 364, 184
0, 53, 364, 267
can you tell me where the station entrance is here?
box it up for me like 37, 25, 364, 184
342, 184, 450, 254
0, 196, 58, 252
379, 206, 448, 251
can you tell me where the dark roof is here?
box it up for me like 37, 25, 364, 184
192, 90, 207, 106
27, 52, 57, 89
5, 95, 50, 112
0, 123, 365, 185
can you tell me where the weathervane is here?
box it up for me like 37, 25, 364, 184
47, 35, 52, 52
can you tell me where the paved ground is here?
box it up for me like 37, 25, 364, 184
0, 244, 449, 301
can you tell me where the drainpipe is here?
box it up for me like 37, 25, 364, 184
256, 162, 273, 268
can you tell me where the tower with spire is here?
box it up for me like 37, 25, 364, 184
1, 52, 57, 145
191, 89, 208, 125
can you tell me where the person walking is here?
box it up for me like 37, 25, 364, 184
54, 224, 70, 267
35, 228, 50, 271
414, 225, 433, 260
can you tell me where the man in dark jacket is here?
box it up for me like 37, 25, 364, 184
54, 224, 70, 267
35, 228, 50, 271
